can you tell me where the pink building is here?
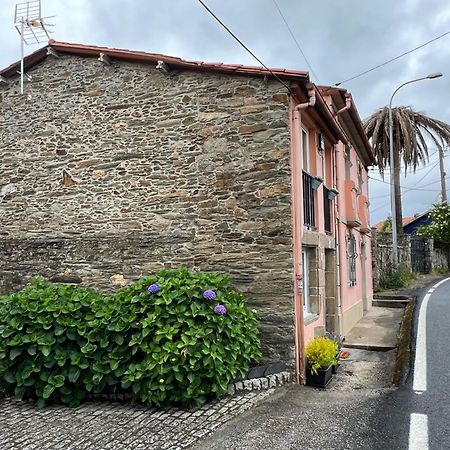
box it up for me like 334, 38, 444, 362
0, 42, 375, 383
289, 84, 375, 379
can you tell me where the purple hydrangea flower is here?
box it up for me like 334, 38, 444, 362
147, 283, 161, 294
214, 304, 227, 315
203, 289, 217, 301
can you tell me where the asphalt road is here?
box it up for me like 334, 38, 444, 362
193, 276, 450, 450
406, 276, 450, 450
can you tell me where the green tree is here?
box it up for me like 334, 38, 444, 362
364, 107, 450, 236
417, 202, 450, 243
381, 216, 392, 232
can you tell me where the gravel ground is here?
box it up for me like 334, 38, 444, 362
329, 348, 396, 391
193, 348, 399, 450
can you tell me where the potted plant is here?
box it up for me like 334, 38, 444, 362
305, 336, 339, 387
327, 188, 339, 201
325, 332, 345, 373
311, 176, 323, 190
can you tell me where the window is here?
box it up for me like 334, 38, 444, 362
347, 232, 357, 286
302, 249, 311, 314
344, 145, 352, 179
357, 163, 364, 194
302, 127, 309, 172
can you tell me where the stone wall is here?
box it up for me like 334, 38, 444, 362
371, 231, 412, 288
0, 55, 295, 363
371, 230, 449, 288
431, 242, 449, 271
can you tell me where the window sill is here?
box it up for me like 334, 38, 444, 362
304, 313, 319, 325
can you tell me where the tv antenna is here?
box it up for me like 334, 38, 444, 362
14, 0, 54, 94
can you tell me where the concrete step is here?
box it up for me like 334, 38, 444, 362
343, 306, 404, 351
372, 299, 410, 308
373, 293, 411, 300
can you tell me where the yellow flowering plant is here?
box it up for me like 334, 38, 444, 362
305, 337, 339, 375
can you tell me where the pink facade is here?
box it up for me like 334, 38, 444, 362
289, 86, 375, 380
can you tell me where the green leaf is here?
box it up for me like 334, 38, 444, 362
10, 348, 21, 360
68, 366, 81, 383
4, 371, 15, 384
27, 345, 37, 356
80, 342, 97, 354
42, 384, 55, 399
14, 385, 27, 399
112, 334, 124, 346
48, 374, 65, 388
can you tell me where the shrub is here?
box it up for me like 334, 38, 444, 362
0, 268, 261, 407
379, 264, 416, 290
305, 337, 338, 374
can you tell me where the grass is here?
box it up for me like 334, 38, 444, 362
379, 264, 417, 290
393, 297, 416, 386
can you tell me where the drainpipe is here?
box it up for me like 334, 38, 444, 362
334, 94, 351, 117
295, 86, 316, 112
290, 86, 316, 384
334, 144, 344, 333
334, 93, 352, 334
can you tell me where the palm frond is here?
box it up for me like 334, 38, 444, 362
363, 106, 450, 173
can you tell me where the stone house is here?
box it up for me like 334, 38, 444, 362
0, 41, 375, 382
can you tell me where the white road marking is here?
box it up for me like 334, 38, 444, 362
413, 277, 450, 393
409, 413, 429, 450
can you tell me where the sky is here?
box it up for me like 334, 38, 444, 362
1, 0, 450, 225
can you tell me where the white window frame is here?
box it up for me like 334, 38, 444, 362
301, 126, 310, 173
302, 248, 311, 314
347, 232, 357, 286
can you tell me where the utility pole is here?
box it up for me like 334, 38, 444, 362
438, 145, 447, 202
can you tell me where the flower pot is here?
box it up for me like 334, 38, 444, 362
306, 365, 333, 388
311, 176, 323, 190
332, 352, 340, 374
327, 189, 338, 201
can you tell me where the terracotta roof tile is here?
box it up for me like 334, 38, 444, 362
0, 40, 310, 83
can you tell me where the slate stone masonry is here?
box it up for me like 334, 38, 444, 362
0, 55, 295, 363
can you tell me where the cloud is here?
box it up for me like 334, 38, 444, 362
1, 0, 450, 222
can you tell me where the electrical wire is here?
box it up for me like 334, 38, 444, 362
335, 29, 450, 86
369, 176, 448, 194
369, 175, 449, 202
196, 0, 293, 94
368, 149, 443, 172
271, 0, 320, 83
369, 161, 441, 190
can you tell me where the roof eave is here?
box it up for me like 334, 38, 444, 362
1, 40, 310, 84
318, 86, 376, 166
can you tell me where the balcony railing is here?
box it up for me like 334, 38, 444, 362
303, 171, 315, 228
323, 187, 332, 233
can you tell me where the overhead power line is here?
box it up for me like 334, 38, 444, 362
335, 29, 450, 86
271, 0, 320, 83
369, 149, 444, 173
369, 161, 442, 192
196, 0, 293, 94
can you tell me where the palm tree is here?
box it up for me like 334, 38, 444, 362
364, 106, 450, 235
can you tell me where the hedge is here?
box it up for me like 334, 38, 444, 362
0, 268, 261, 407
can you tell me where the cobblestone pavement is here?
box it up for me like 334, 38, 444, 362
0, 389, 275, 450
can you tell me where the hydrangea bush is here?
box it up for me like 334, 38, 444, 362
0, 268, 261, 407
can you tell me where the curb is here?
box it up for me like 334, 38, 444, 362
393, 296, 417, 386
227, 371, 293, 396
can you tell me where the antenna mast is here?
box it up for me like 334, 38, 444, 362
14, 0, 54, 94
